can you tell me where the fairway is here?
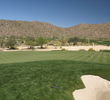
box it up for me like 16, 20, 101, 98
0, 51, 110, 64
0, 51, 110, 100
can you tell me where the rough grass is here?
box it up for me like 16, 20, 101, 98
0, 51, 110, 100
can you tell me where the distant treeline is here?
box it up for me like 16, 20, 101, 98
0, 36, 110, 50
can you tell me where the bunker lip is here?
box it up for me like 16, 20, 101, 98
73, 75, 110, 100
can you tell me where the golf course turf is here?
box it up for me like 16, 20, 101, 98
0, 51, 110, 100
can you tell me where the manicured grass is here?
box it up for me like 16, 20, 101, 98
0, 51, 110, 64
0, 51, 110, 100
0, 60, 110, 100
90, 40, 110, 45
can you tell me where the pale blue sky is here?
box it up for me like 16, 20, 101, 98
0, 0, 110, 27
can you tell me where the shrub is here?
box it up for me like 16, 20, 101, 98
29, 46, 35, 50
61, 48, 67, 51
8, 47, 18, 50
79, 49, 85, 51
88, 48, 95, 51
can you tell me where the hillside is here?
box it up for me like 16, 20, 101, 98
67, 23, 110, 39
0, 19, 110, 39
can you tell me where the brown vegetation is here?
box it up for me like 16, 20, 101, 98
0, 19, 110, 39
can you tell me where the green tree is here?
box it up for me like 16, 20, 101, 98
68, 37, 79, 45
5, 36, 17, 49
25, 40, 35, 49
58, 37, 68, 46
80, 38, 88, 44
0, 38, 5, 48
25, 37, 36, 49
36, 37, 47, 48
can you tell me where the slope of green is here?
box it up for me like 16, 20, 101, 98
0, 60, 110, 100
0, 51, 110, 100
0, 51, 110, 64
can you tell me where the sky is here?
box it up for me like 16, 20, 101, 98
0, 0, 110, 28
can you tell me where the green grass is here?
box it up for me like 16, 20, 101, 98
90, 40, 110, 45
0, 51, 110, 100
0, 51, 110, 64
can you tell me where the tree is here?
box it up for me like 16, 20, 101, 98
24, 37, 36, 49
68, 37, 79, 45
25, 40, 35, 49
36, 37, 47, 48
0, 38, 5, 48
58, 37, 68, 46
80, 38, 88, 44
5, 36, 17, 49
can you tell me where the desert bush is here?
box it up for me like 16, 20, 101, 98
79, 49, 85, 51
28, 46, 35, 50
61, 48, 67, 51
88, 48, 95, 51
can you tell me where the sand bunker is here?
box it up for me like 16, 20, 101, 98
73, 75, 110, 100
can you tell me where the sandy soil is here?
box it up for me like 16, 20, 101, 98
96, 91, 110, 100
73, 75, 110, 100
61, 45, 110, 51
1, 45, 110, 51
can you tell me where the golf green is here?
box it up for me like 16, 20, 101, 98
0, 51, 110, 100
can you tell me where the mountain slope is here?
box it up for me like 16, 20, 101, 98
67, 23, 110, 39
0, 19, 110, 39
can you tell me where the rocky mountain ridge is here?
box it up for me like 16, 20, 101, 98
0, 19, 110, 39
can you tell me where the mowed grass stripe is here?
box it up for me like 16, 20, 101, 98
103, 52, 110, 64
0, 51, 101, 64
80, 51, 109, 64
0, 52, 13, 63
74, 51, 92, 61
84, 52, 99, 62
50, 51, 84, 60
91, 52, 106, 64
0, 51, 110, 64
69, 51, 98, 63
65, 51, 87, 60
0, 51, 48, 63
106, 52, 110, 64
99, 52, 106, 64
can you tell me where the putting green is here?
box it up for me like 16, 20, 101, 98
0, 51, 110, 64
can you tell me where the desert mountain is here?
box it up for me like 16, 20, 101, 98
0, 19, 110, 39
67, 23, 110, 39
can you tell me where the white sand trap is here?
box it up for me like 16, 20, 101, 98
73, 75, 110, 100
